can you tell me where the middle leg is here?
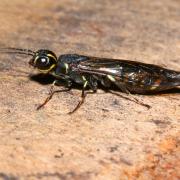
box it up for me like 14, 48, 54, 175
68, 79, 97, 114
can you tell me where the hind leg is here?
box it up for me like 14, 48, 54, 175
108, 79, 151, 109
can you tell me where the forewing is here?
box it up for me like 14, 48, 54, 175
77, 57, 156, 78
77, 56, 171, 88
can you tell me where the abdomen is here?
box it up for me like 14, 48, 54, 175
103, 66, 180, 94
118, 68, 180, 94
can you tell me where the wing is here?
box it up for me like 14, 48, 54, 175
60, 54, 164, 76
77, 56, 163, 82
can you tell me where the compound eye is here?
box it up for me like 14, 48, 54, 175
35, 56, 50, 70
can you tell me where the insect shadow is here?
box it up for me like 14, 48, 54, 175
29, 73, 55, 85
29, 73, 85, 90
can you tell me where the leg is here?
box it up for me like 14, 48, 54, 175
126, 94, 151, 109
106, 89, 151, 109
37, 80, 72, 110
68, 81, 97, 114
111, 81, 151, 109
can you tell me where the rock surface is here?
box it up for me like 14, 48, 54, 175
0, 0, 179, 179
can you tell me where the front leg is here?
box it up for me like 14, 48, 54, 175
37, 79, 72, 110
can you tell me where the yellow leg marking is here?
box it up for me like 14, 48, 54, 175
83, 81, 88, 88
107, 75, 116, 82
82, 76, 86, 81
150, 86, 157, 90
64, 63, 69, 74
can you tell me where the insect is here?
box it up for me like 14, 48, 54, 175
0, 47, 180, 113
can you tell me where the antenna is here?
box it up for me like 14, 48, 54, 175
0, 47, 35, 56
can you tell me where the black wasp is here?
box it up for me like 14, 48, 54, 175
1, 47, 180, 113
